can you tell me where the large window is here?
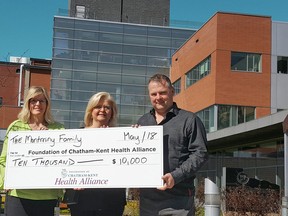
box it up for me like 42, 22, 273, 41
186, 56, 210, 88
218, 105, 255, 130
277, 56, 288, 74
231, 52, 261, 72
51, 17, 195, 128
197, 106, 215, 133
196, 105, 256, 132
173, 78, 181, 95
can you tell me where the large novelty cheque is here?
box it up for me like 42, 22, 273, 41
4, 126, 163, 189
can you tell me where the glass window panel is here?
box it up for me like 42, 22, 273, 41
118, 114, 138, 126
124, 25, 147, 35
123, 45, 146, 55
54, 29, 74, 39
277, 56, 288, 74
97, 83, 119, 94
256, 167, 276, 184
51, 78, 71, 90
121, 85, 145, 94
247, 54, 255, 71
209, 106, 215, 132
231, 106, 237, 126
73, 61, 97, 71
50, 109, 71, 124
53, 48, 73, 59
99, 33, 123, 43
74, 19, 99, 31
171, 29, 194, 39
185, 71, 192, 88
122, 75, 146, 85
120, 95, 146, 106
218, 105, 231, 130
99, 43, 122, 53
231, 52, 246, 71
120, 105, 137, 114
71, 80, 96, 90
72, 71, 96, 81
54, 38, 73, 49
147, 57, 169, 67
100, 22, 123, 33
257, 143, 277, 160
185, 56, 210, 87
245, 107, 255, 122
123, 35, 147, 45
51, 89, 71, 100
122, 65, 146, 75
52, 59, 73, 69
123, 55, 146, 65
147, 47, 169, 57
97, 73, 121, 83
98, 53, 122, 63
73, 50, 98, 61
73, 40, 98, 51
51, 100, 71, 111
173, 78, 181, 95
70, 101, 88, 111
98, 63, 122, 74
54, 18, 75, 28
71, 91, 93, 101
147, 27, 170, 37
120, 104, 145, 115
238, 106, 245, 124
252, 54, 261, 72
74, 31, 99, 41
171, 39, 186, 48
146, 67, 168, 77
148, 37, 171, 47
51, 69, 72, 79
70, 111, 85, 122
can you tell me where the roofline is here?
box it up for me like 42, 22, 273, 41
207, 109, 288, 141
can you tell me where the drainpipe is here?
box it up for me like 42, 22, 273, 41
18, 64, 24, 106
204, 178, 220, 216
282, 115, 288, 215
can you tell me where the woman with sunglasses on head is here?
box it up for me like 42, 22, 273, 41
67, 92, 126, 216
0, 86, 65, 216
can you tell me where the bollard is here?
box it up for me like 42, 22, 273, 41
204, 178, 220, 216
282, 197, 288, 216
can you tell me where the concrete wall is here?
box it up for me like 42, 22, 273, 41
271, 21, 288, 113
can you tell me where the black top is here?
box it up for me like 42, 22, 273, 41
138, 103, 208, 198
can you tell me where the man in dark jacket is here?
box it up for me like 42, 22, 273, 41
137, 74, 208, 216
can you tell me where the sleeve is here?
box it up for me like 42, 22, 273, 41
171, 116, 209, 184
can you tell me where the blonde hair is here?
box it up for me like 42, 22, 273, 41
84, 92, 118, 127
18, 86, 54, 124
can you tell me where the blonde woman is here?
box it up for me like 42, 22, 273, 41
0, 86, 64, 216
68, 92, 126, 216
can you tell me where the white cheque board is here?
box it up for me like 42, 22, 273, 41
4, 126, 163, 189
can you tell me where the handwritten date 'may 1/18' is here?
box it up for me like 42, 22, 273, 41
123, 131, 157, 144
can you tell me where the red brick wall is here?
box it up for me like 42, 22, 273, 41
171, 12, 271, 118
